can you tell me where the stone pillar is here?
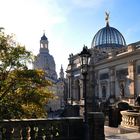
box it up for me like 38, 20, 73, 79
128, 60, 136, 99
67, 74, 74, 105
67, 76, 70, 99
109, 66, 115, 97
88, 112, 105, 140
70, 74, 74, 104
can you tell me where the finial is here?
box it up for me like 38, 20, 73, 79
43, 30, 45, 35
61, 64, 63, 69
105, 12, 110, 26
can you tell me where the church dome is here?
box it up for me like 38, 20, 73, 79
41, 33, 48, 41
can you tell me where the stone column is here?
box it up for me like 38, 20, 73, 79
70, 74, 74, 105
109, 66, 115, 97
67, 76, 71, 99
128, 60, 136, 99
67, 74, 74, 105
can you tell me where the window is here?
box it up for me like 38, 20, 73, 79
100, 73, 109, 80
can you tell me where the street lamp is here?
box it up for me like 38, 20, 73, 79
79, 45, 91, 140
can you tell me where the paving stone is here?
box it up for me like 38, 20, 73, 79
105, 126, 140, 140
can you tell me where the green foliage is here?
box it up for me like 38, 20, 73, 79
0, 31, 53, 119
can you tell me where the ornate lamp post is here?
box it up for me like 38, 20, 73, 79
79, 45, 91, 140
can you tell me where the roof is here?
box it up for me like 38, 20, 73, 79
91, 24, 126, 48
41, 33, 48, 41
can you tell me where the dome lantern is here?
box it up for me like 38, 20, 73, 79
40, 32, 49, 52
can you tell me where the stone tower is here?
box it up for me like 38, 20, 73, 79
33, 33, 57, 80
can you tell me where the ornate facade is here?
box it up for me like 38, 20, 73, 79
66, 15, 140, 113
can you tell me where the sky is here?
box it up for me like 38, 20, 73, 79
0, 0, 140, 76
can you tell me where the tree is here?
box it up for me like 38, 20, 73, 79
0, 31, 53, 119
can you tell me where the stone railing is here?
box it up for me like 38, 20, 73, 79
0, 117, 83, 140
120, 110, 140, 133
0, 112, 105, 140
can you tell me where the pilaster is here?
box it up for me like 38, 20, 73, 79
128, 60, 136, 98
109, 66, 115, 97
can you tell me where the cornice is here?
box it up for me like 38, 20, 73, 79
94, 49, 140, 69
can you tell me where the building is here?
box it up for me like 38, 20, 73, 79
66, 14, 140, 114
33, 33, 66, 112
33, 33, 57, 80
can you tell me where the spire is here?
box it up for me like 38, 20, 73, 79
105, 12, 110, 26
59, 65, 64, 80
43, 29, 45, 35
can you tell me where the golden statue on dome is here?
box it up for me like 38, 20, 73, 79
105, 12, 110, 26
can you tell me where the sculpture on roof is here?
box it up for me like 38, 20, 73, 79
105, 12, 110, 25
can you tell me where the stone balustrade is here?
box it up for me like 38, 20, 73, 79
120, 110, 140, 133
0, 112, 105, 140
0, 117, 83, 140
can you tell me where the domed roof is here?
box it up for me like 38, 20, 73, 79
41, 33, 48, 41
91, 24, 126, 48
91, 13, 126, 48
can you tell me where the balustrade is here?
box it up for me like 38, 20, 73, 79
0, 117, 83, 140
120, 110, 140, 133
0, 112, 105, 140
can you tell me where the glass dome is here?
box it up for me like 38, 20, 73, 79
91, 24, 126, 48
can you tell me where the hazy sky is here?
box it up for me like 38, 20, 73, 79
0, 0, 140, 75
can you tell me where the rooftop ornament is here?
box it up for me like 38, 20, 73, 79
105, 12, 110, 26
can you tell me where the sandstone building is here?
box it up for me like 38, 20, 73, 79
66, 15, 140, 113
